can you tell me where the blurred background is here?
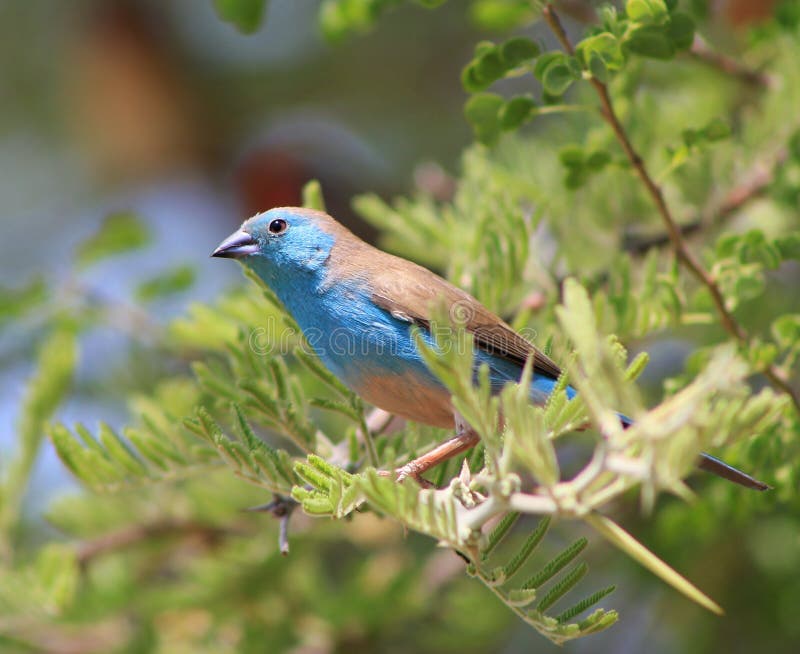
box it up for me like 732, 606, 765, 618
1, 0, 481, 505
1, 1, 798, 653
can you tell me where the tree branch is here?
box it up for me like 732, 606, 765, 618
76, 519, 240, 567
623, 148, 784, 252
542, 3, 800, 413
689, 35, 772, 88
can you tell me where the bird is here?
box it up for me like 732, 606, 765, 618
212, 206, 768, 491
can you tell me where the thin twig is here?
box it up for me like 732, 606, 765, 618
542, 3, 800, 413
623, 148, 783, 253
76, 519, 236, 567
689, 35, 772, 88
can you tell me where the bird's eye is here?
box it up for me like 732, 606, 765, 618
268, 218, 288, 235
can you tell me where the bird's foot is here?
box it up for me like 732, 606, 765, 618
376, 466, 434, 487
380, 427, 481, 487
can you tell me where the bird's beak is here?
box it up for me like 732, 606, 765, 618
211, 229, 259, 258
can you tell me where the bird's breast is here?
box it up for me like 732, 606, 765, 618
284, 283, 454, 426
350, 369, 455, 428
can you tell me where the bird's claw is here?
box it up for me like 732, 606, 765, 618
377, 466, 436, 488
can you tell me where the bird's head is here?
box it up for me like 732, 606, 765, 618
212, 207, 341, 278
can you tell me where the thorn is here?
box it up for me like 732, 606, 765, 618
244, 501, 280, 513
278, 511, 292, 556
245, 494, 298, 555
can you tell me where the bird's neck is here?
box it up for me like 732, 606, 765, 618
248, 258, 326, 315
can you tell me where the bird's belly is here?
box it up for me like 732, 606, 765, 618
314, 334, 455, 427
350, 369, 455, 428
287, 290, 562, 427
296, 308, 455, 427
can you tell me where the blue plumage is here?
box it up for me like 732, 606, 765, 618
212, 207, 767, 490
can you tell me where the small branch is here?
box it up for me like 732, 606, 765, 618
508, 492, 558, 514
543, 4, 575, 56
462, 495, 508, 531
76, 519, 236, 567
534, 104, 596, 115
689, 35, 772, 88
358, 410, 380, 468
542, 3, 800, 413
623, 149, 782, 253
554, 0, 598, 25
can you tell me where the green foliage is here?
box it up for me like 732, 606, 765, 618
2, 3, 800, 652
461, 37, 540, 92
0, 276, 47, 327
559, 144, 613, 188
712, 228, 800, 312
468, 0, 538, 31
213, 0, 269, 33
460, 0, 695, 142
319, 0, 403, 42
135, 265, 196, 302
75, 211, 150, 268
0, 324, 77, 558
359, 475, 619, 643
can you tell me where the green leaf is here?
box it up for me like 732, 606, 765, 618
540, 56, 580, 96
585, 150, 611, 171
533, 51, 563, 79
587, 52, 610, 83
213, 0, 268, 34
1, 325, 77, 547
461, 64, 486, 93
475, 49, 506, 84
502, 516, 551, 579
49, 424, 88, 482
499, 37, 540, 67
0, 276, 47, 327
136, 265, 195, 302
624, 26, 676, 59
469, 0, 535, 31
473, 40, 496, 58
36, 544, 79, 612
558, 146, 609, 188
577, 33, 625, 73
499, 96, 536, 130
559, 145, 585, 167
319, 0, 389, 42
626, 0, 668, 24
482, 512, 520, 557
701, 117, 731, 141
666, 12, 695, 50
98, 423, 147, 476
463, 36, 540, 93
464, 93, 505, 145
507, 587, 538, 607
772, 314, 800, 349
523, 538, 588, 589
536, 562, 588, 612
302, 179, 327, 211
556, 586, 616, 624
775, 234, 800, 260
76, 212, 150, 268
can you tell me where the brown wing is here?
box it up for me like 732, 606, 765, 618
369, 259, 562, 380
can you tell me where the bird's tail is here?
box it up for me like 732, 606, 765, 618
697, 452, 770, 491
616, 412, 769, 491
538, 384, 769, 491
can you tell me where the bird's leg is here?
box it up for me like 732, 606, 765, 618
394, 414, 480, 483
